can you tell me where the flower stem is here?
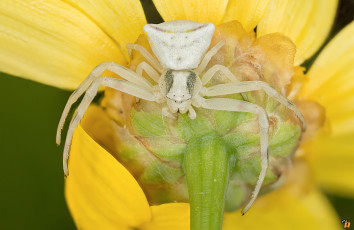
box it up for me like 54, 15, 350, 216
184, 134, 235, 230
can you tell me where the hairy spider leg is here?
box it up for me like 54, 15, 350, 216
136, 61, 160, 82
195, 40, 225, 74
62, 77, 156, 176
200, 98, 269, 215
56, 62, 154, 145
126, 43, 164, 73
204, 81, 306, 130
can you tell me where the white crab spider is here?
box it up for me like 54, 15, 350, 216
56, 20, 306, 214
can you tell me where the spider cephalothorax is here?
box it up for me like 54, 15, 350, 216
57, 20, 306, 216
159, 69, 200, 117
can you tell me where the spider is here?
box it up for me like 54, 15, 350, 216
56, 20, 306, 214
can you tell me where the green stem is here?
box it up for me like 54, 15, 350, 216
184, 134, 235, 230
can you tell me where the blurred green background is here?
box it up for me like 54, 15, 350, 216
0, 0, 353, 229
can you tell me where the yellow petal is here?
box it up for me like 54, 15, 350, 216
63, 0, 146, 58
257, 0, 338, 65
65, 125, 151, 229
223, 186, 341, 230
0, 0, 126, 90
299, 22, 354, 197
305, 133, 354, 198
141, 203, 190, 230
300, 21, 354, 136
152, 0, 186, 21
153, 0, 229, 25
222, 0, 271, 31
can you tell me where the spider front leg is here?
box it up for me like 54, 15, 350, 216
201, 64, 241, 85
56, 62, 154, 145
126, 43, 164, 73
60, 77, 156, 176
136, 61, 160, 83
199, 98, 269, 215
195, 40, 225, 74
200, 64, 248, 101
204, 81, 306, 130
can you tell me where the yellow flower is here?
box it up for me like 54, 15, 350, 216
1, 0, 353, 230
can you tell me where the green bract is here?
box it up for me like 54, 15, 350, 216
113, 94, 301, 212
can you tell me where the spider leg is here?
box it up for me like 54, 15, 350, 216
199, 64, 248, 101
195, 40, 225, 74
204, 81, 306, 130
200, 98, 269, 215
188, 107, 197, 119
201, 64, 241, 86
62, 77, 156, 176
126, 43, 164, 73
162, 107, 176, 120
56, 62, 154, 145
136, 61, 160, 83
